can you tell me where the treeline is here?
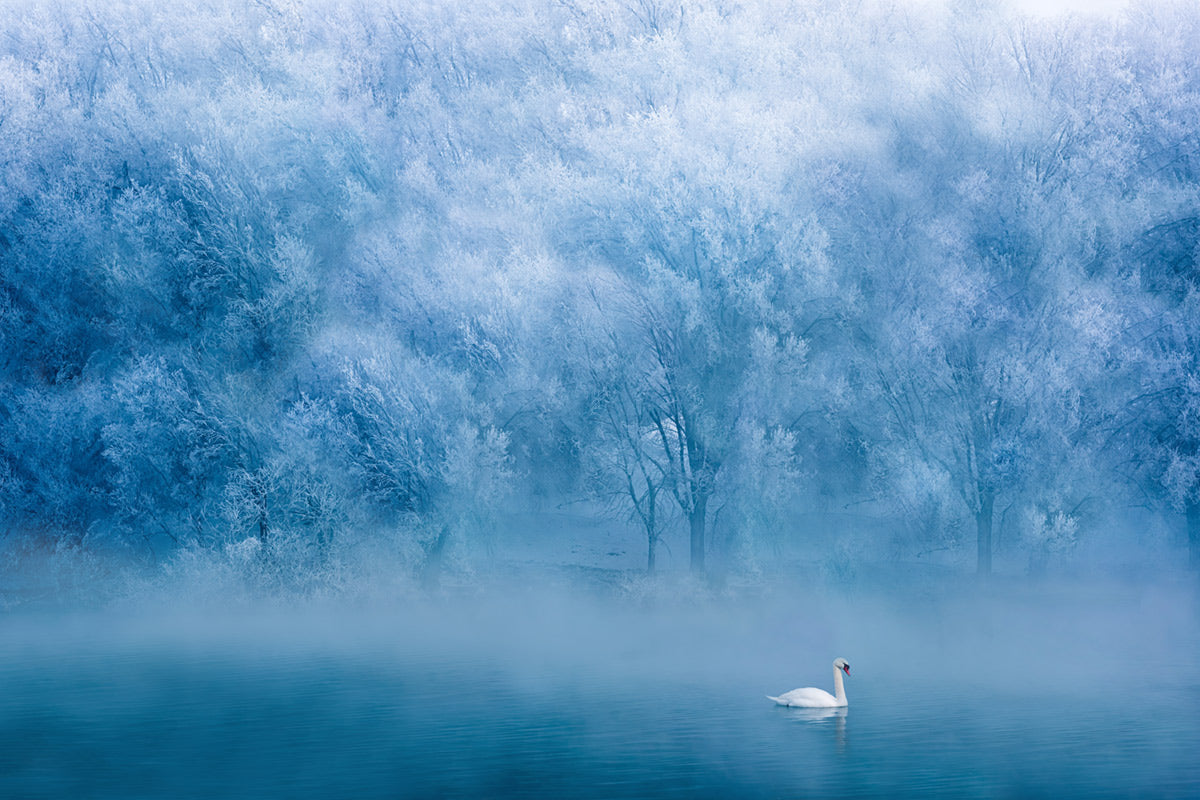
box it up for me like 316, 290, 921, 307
2, 0, 1199, 582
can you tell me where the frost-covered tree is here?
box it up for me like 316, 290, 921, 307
6, 0, 1200, 584
1096, 5, 1200, 569
847, 10, 1132, 573
528, 2, 850, 573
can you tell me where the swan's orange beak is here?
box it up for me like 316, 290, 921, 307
843, 664, 850, 675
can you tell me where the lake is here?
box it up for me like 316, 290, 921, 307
1, 581, 1197, 798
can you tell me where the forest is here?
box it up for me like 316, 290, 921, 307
3, 0, 1200, 596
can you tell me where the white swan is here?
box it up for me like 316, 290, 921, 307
767, 658, 850, 708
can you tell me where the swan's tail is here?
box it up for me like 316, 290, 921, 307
766, 695, 783, 705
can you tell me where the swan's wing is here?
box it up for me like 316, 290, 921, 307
774, 687, 839, 707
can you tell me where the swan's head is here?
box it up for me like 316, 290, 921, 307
834, 657, 850, 676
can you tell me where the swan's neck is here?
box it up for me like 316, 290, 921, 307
833, 667, 846, 704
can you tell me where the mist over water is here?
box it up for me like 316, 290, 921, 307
2, 572, 1197, 798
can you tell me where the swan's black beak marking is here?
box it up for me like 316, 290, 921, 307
843, 664, 850, 675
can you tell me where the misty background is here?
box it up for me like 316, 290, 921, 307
2, 0, 1200, 602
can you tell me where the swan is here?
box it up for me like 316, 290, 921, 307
767, 658, 850, 708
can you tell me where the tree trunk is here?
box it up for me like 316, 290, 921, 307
646, 498, 657, 574
1188, 499, 1200, 570
976, 491, 994, 575
689, 495, 707, 573
421, 525, 451, 591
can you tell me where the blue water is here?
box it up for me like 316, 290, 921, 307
1, 588, 1197, 798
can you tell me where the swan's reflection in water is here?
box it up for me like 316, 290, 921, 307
780, 706, 847, 750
